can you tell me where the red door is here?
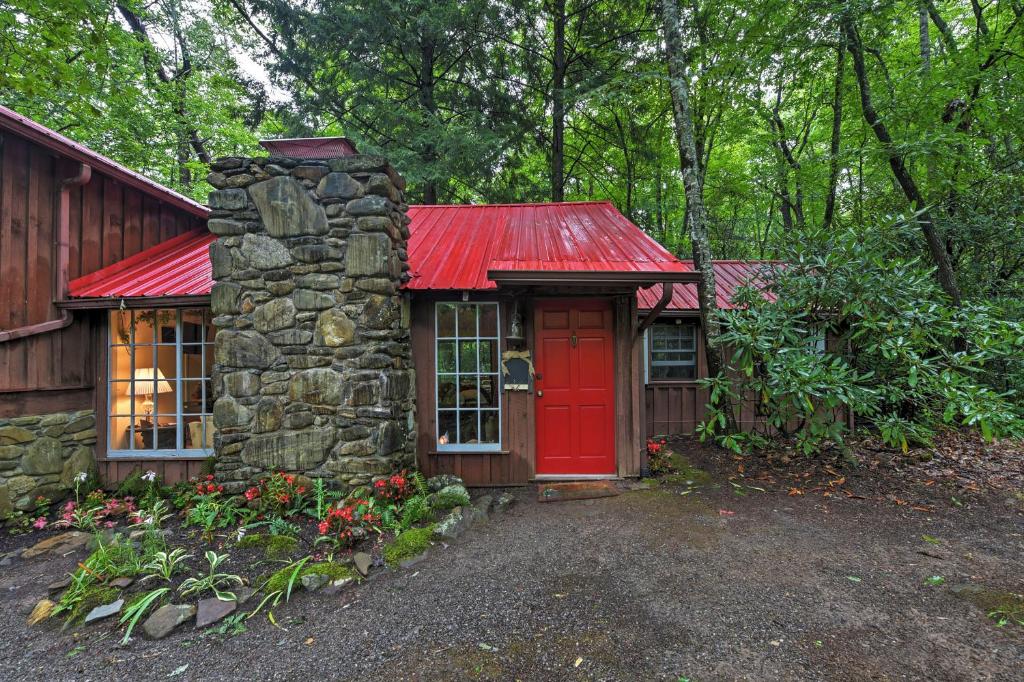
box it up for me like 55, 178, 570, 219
534, 299, 616, 475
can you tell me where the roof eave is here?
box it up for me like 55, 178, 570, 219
486, 269, 701, 287
0, 105, 209, 218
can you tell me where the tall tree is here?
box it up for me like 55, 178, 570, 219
660, 0, 734, 430
841, 8, 962, 305
225, 0, 519, 203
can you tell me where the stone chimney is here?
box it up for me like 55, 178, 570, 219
206, 152, 415, 491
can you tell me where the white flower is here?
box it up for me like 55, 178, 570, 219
75, 472, 88, 483
235, 527, 246, 542
142, 470, 157, 482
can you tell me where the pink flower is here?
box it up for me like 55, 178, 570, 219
32, 517, 47, 530
103, 520, 116, 528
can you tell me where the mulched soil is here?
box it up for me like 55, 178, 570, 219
0, 438, 1021, 681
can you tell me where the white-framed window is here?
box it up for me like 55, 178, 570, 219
649, 321, 697, 381
108, 308, 216, 457
435, 302, 501, 451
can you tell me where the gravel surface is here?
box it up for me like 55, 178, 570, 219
0, 458, 1021, 681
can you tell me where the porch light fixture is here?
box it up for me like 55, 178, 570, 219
129, 367, 172, 417
507, 300, 524, 344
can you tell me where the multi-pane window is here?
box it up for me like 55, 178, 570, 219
435, 302, 501, 451
649, 322, 697, 380
108, 309, 215, 455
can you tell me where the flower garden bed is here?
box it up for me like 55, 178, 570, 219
10, 468, 502, 643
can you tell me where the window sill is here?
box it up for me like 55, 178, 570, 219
102, 450, 213, 460
430, 449, 509, 456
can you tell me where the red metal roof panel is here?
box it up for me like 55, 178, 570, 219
68, 229, 215, 298
636, 261, 779, 311
0, 105, 208, 218
259, 137, 358, 159
405, 201, 686, 290
67, 202, 772, 308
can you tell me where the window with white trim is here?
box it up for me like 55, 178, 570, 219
649, 321, 697, 380
435, 302, 501, 451
108, 309, 216, 456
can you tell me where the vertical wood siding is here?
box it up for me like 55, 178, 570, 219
97, 458, 210, 487
0, 127, 204, 478
414, 292, 645, 486
0, 134, 204, 415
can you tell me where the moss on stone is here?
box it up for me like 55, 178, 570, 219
660, 453, 712, 487
69, 585, 121, 623
264, 561, 356, 594
385, 525, 435, 567
433, 486, 471, 511
957, 586, 1024, 626
235, 532, 299, 560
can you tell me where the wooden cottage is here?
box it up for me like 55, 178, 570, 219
0, 109, 771, 497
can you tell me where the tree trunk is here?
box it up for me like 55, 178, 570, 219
659, 0, 735, 430
419, 35, 439, 204
842, 14, 963, 305
550, 0, 567, 202
823, 35, 845, 230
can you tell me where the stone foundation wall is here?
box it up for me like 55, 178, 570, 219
0, 410, 97, 515
207, 154, 416, 491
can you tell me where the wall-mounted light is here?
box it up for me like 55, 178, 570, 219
507, 300, 524, 344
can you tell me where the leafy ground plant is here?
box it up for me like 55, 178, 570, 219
178, 551, 244, 600
141, 548, 192, 583
119, 587, 169, 644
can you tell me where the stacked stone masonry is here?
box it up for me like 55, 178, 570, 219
0, 410, 97, 516
207, 155, 416, 492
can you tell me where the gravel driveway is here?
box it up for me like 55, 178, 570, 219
0, 466, 1021, 681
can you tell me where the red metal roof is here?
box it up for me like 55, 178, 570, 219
0, 104, 208, 218
67, 202, 771, 309
636, 261, 779, 311
406, 202, 686, 290
259, 137, 358, 159
68, 229, 215, 298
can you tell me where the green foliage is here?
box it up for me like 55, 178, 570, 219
141, 548, 192, 583
699, 221, 1024, 454
119, 587, 169, 644
185, 498, 243, 538
0, 0, 271, 199
178, 551, 244, 600
258, 556, 312, 606
433, 488, 471, 511
384, 525, 436, 567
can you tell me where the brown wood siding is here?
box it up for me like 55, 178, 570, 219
414, 292, 646, 485
643, 323, 850, 438
97, 457, 210, 488
412, 293, 531, 487
0, 133, 204, 404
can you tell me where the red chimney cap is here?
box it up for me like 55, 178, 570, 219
259, 137, 358, 159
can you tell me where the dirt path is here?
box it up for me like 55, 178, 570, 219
0, 454, 1021, 681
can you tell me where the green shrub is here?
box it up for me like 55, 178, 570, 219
699, 221, 1024, 455
384, 525, 435, 567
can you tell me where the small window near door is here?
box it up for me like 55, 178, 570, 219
108, 309, 216, 456
435, 302, 501, 451
649, 322, 697, 380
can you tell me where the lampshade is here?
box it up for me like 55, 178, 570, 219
129, 368, 173, 396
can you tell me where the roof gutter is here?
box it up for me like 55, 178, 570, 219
0, 162, 91, 343
486, 269, 701, 287
637, 283, 675, 335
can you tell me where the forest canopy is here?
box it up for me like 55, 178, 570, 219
1, 0, 1021, 448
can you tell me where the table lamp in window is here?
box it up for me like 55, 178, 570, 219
130, 368, 172, 422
